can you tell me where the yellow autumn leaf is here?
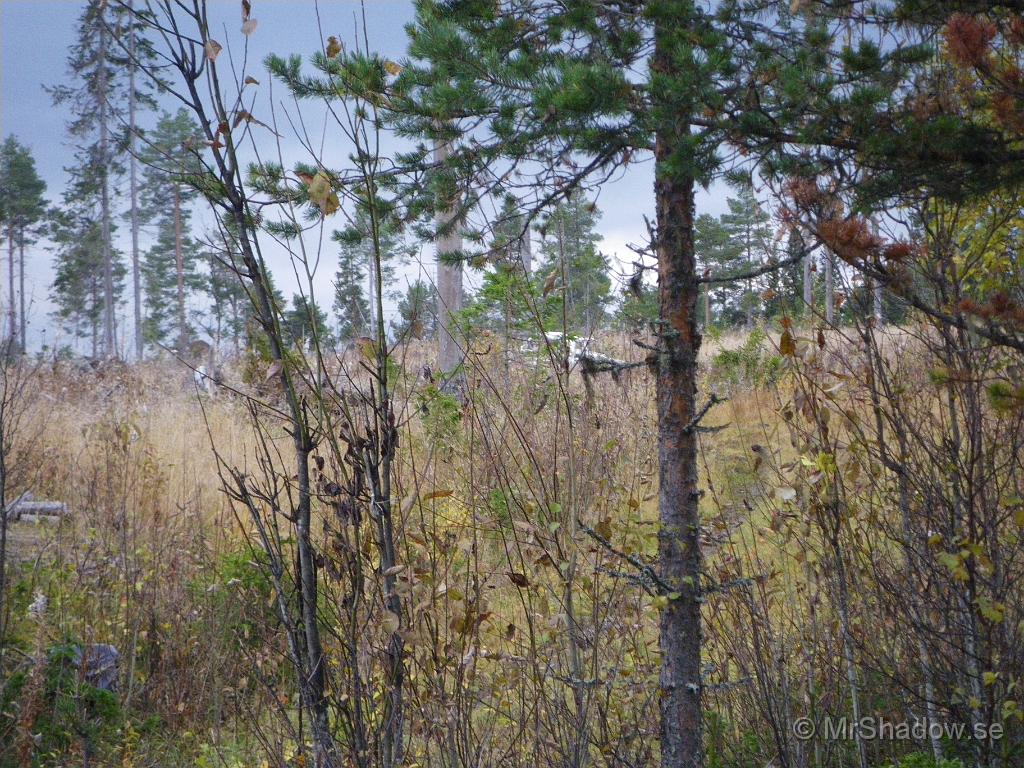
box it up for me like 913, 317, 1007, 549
423, 489, 453, 501
382, 610, 401, 635
306, 171, 340, 216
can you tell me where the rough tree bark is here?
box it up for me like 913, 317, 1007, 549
433, 137, 463, 378
98, 13, 116, 358
653, 21, 704, 768
174, 185, 186, 352
824, 249, 835, 325
18, 237, 25, 353
6, 231, 14, 349
128, 0, 143, 360
803, 251, 813, 315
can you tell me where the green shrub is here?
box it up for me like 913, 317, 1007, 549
708, 326, 783, 390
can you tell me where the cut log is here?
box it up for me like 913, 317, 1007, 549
2, 492, 68, 522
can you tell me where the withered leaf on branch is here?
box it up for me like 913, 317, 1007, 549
204, 39, 222, 62
307, 171, 340, 216
542, 269, 559, 297
780, 328, 796, 357
265, 359, 283, 382
507, 572, 530, 588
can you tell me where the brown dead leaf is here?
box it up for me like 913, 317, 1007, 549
780, 328, 796, 357
542, 269, 559, 297
507, 572, 530, 588
204, 39, 222, 62
265, 359, 283, 382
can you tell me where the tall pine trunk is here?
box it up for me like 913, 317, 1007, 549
520, 217, 532, 275
6, 231, 14, 350
433, 137, 464, 378
18, 236, 25, 353
98, 13, 116, 357
803, 251, 813, 317
128, 2, 143, 360
824, 249, 835, 325
175, 185, 186, 351
653, 11, 703, 766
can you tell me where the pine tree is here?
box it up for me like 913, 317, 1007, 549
109, 0, 160, 360
534, 192, 612, 335
49, 0, 127, 357
0, 137, 47, 352
388, 4, 842, 763
139, 108, 204, 352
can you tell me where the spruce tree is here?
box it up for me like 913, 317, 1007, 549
50, 202, 126, 356
204, 242, 250, 356
331, 211, 406, 342
283, 294, 331, 347
763, 227, 807, 321
332, 237, 371, 343
466, 197, 535, 336
694, 213, 739, 327
720, 183, 773, 327
393, 280, 436, 342
534, 192, 612, 335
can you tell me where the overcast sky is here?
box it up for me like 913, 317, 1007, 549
1, 0, 732, 354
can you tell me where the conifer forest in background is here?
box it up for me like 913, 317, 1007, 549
1, 2, 1023, 768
